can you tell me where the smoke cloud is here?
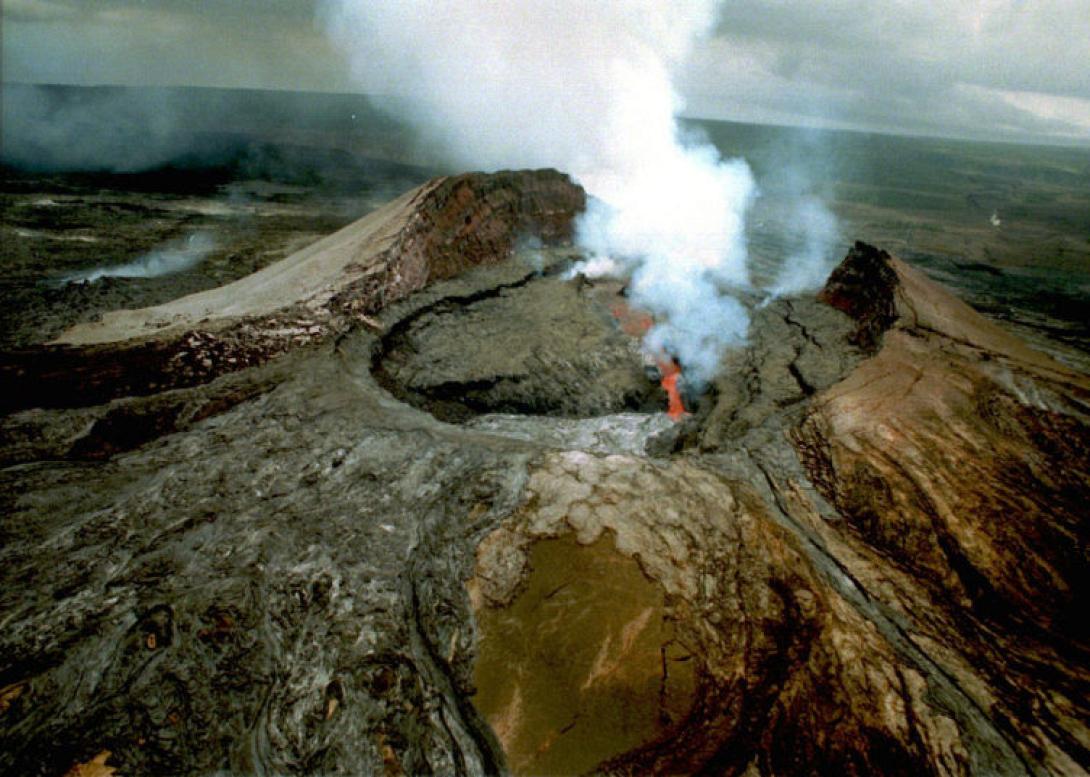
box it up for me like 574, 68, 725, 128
0, 83, 422, 181
1, 84, 227, 172
321, 0, 756, 383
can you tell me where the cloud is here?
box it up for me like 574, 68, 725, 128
2, 0, 83, 23
2, 0, 1089, 144
991, 89, 1090, 134
2, 0, 351, 92
687, 0, 1090, 143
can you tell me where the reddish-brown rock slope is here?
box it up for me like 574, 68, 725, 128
794, 242, 1090, 774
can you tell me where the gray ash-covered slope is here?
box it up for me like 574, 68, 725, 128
1, 171, 1089, 776
0, 138, 435, 351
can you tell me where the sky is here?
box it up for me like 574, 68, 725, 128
3, 0, 1089, 145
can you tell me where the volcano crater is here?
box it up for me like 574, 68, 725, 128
372, 260, 665, 423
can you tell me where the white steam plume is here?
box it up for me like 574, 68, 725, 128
321, 1, 756, 384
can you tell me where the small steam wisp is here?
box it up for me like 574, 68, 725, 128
766, 196, 840, 297
61, 232, 216, 285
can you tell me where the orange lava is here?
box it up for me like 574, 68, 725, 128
610, 302, 654, 337
658, 359, 688, 421
609, 297, 688, 420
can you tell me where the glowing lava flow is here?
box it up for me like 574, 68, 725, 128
658, 358, 687, 421
609, 299, 688, 420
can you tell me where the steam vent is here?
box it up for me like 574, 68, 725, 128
2, 170, 1089, 776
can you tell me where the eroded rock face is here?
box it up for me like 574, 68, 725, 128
458, 245, 1090, 774
793, 242, 1090, 775
1, 177, 1088, 777
470, 453, 988, 775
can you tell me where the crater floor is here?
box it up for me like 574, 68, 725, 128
375, 260, 661, 422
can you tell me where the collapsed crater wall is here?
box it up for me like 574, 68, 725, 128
0, 169, 585, 413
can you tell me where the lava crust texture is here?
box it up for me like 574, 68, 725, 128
1, 175, 1088, 776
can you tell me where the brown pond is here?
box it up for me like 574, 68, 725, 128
471, 533, 696, 775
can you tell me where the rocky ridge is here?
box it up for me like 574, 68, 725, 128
0, 169, 584, 413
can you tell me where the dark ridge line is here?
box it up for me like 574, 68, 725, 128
405, 570, 507, 776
